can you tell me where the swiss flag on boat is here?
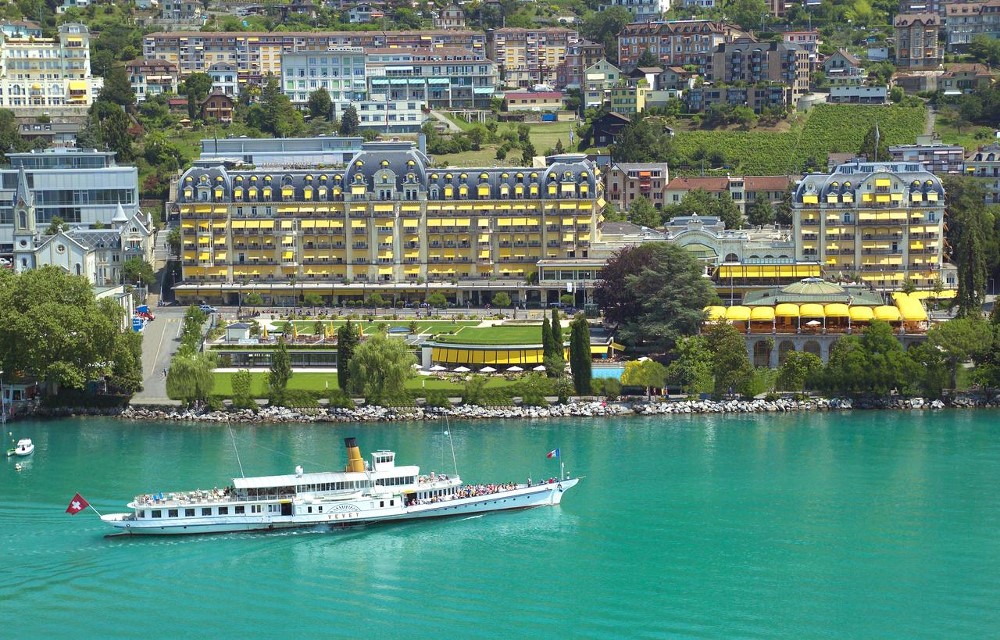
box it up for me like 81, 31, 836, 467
66, 493, 89, 515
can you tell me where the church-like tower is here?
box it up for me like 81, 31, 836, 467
12, 167, 36, 273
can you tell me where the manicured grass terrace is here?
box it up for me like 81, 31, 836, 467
281, 320, 482, 335
212, 371, 520, 396
429, 325, 544, 345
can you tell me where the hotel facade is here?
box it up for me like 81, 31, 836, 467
792, 160, 952, 291
0, 23, 94, 109
172, 142, 602, 307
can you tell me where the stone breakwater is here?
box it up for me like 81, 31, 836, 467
113, 395, 984, 424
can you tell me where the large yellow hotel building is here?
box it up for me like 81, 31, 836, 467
792, 159, 955, 291
173, 141, 602, 306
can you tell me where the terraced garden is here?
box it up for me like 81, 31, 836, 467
430, 325, 545, 345
672, 103, 928, 176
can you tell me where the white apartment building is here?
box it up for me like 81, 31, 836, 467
280, 48, 368, 114
0, 23, 95, 109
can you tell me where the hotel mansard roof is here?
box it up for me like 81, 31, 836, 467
793, 159, 945, 205
175, 142, 600, 203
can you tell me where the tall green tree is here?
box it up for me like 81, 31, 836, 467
609, 116, 675, 163
122, 257, 156, 287
665, 335, 713, 396
347, 331, 416, 405
595, 242, 716, 352
747, 199, 775, 227
775, 351, 823, 392
944, 176, 995, 317
636, 49, 659, 67
704, 323, 753, 397
551, 308, 563, 348
167, 352, 216, 406
81, 101, 134, 162
98, 66, 136, 110
580, 6, 633, 63
339, 104, 360, 136
859, 320, 915, 395
337, 319, 360, 391
182, 73, 214, 105
268, 337, 293, 401
0, 109, 30, 162
859, 123, 890, 161
628, 196, 661, 228
569, 314, 592, 395
231, 368, 256, 409
307, 87, 333, 121
775, 186, 794, 226
662, 189, 742, 229
927, 316, 994, 389
621, 359, 667, 398
246, 76, 305, 138
491, 291, 511, 311
0, 267, 131, 392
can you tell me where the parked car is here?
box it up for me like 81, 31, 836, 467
199, 304, 217, 313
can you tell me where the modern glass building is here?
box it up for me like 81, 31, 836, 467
0, 148, 138, 255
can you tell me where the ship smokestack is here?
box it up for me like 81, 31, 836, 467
344, 437, 365, 473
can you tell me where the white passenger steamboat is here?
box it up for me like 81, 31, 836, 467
101, 437, 579, 536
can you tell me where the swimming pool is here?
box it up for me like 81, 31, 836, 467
591, 365, 624, 380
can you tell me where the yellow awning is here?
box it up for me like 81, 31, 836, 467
403, 219, 419, 228
69, 80, 88, 91
875, 178, 891, 188
824, 303, 850, 318
750, 307, 774, 321
873, 306, 901, 321
898, 304, 928, 322
775, 303, 799, 318
849, 307, 874, 322
705, 306, 727, 321
799, 303, 824, 318
725, 306, 751, 322
716, 264, 821, 279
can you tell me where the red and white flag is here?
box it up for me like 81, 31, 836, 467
66, 493, 89, 515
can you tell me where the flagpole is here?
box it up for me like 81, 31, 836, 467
88, 503, 104, 518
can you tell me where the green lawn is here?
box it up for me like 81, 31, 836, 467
212, 371, 520, 396
282, 320, 482, 335
431, 325, 544, 345
433, 120, 580, 167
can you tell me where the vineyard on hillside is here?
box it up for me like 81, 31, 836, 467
671, 104, 927, 176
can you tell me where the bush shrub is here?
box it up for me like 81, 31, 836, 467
592, 378, 622, 400
327, 389, 355, 409
274, 389, 320, 408
423, 390, 452, 408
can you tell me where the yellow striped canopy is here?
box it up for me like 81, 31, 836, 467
750, 307, 775, 321
873, 306, 901, 321
774, 303, 799, 318
849, 307, 874, 322
799, 303, 825, 318
896, 299, 928, 322
726, 306, 752, 322
824, 303, 850, 318
704, 306, 728, 321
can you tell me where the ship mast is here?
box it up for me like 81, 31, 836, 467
444, 417, 458, 478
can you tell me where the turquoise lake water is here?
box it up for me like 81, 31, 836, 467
3, 410, 1000, 639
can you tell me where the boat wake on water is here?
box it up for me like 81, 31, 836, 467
93, 437, 580, 537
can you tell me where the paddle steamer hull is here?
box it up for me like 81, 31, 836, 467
101, 438, 579, 536
102, 479, 578, 536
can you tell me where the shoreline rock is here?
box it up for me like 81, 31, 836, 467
108, 393, 1000, 424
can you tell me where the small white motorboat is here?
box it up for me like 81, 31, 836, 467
8, 438, 33, 457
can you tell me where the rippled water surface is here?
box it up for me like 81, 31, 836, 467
3, 411, 1000, 639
